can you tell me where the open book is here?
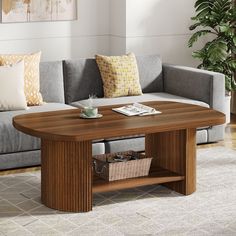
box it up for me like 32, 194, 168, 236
112, 103, 162, 117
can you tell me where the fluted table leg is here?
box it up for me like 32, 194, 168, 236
41, 139, 92, 212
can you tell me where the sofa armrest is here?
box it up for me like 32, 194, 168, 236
163, 64, 225, 113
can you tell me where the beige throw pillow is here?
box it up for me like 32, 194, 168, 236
95, 53, 142, 98
0, 61, 27, 111
0, 52, 43, 106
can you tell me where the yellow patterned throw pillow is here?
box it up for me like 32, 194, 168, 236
0, 52, 43, 106
95, 53, 142, 98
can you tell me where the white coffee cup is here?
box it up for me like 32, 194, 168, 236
83, 107, 98, 117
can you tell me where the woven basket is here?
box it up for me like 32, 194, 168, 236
93, 151, 152, 181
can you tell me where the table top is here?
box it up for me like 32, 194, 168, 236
13, 101, 225, 141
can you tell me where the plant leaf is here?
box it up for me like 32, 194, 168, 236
194, 0, 213, 9
227, 59, 236, 70
208, 40, 228, 63
192, 52, 203, 59
196, 1, 213, 12
196, 8, 211, 18
188, 30, 212, 47
233, 37, 236, 46
231, 78, 236, 91
189, 22, 202, 31
206, 64, 224, 73
219, 24, 230, 33
225, 75, 232, 91
189, 0, 235, 91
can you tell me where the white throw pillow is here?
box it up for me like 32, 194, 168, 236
0, 61, 27, 111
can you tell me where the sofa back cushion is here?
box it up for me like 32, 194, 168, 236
63, 59, 104, 104
40, 61, 65, 103
63, 55, 163, 104
95, 53, 142, 98
136, 55, 163, 93
0, 60, 27, 111
0, 52, 43, 106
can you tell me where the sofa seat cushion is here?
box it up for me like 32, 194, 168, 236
0, 142, 105, 171
105, 137, 145, 153
0, 103, 74, 154
105, 127, 207, 142
104, 129, 208, 153
71, 92, 210, 109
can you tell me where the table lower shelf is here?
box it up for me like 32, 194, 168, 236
93, 167, 184, 193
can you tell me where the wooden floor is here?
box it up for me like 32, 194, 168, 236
198, 114, 236, 150
1, 114, 236, 176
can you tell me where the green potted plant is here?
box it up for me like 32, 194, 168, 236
188, 0, 236, 122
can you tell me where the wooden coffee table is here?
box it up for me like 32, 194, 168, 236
13, 101, 225, 212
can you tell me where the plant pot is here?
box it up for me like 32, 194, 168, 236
225, 95, 231, 124
230, 91, 236, 115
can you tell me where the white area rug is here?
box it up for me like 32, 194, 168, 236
0, 147, 236, 236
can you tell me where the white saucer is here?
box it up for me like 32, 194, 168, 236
79, 113, 103, 119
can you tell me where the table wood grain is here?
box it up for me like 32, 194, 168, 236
13, 101, 225, 141
13, 101, 225, 212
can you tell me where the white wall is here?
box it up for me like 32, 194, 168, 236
110, 0, 210, 67
0, 0, 110, 61
126, 0, 196, 65
0, 0, 208, 67
109, 0, 126, 55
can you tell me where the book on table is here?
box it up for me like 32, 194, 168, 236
112, 103, 162, 116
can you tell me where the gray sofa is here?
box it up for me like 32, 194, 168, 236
0, 55, 225, 170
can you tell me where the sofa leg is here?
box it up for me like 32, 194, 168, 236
41, 139, 93, 212
145, 128, 196, 195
